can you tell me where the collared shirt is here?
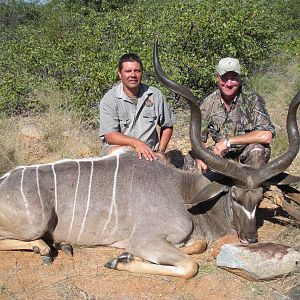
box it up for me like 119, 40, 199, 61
99, 82, 175, 153
200, 86, 275, 152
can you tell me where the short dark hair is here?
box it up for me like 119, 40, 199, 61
118, 53, 143, 71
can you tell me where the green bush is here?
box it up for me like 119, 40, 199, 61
0, 0, 298, 118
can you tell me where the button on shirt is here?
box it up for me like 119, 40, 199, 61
99, 82, 175, 153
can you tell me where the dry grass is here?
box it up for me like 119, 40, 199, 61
0, 80, 100, 174
250, 58, 300, 176
0, 84, 100, 173
0, 112, 99, 175
254, 62, 300, 122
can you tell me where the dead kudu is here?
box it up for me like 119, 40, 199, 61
0, 44, 299, 279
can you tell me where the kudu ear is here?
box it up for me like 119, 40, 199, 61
185, 181, 229, 207
265, 172, 300, 186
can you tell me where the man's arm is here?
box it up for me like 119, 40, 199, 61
213, 130, 273, 156
213, 92, 274, 157
157, 127, 173, 153
100, 91, 156, 161
195, 130, 273, 170
226, 130, 272, 145
104, 131, 157, 161
156, 88, 175, 152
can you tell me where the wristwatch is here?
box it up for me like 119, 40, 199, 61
224, 138, 231, 148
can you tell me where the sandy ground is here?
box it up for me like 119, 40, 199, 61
0, 204, 299, 300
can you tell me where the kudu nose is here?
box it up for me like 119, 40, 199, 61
240, 235, 258, 244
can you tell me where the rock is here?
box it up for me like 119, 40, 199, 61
19, 124, 45, 141
216, 243, 300, 281
286, 283, 300, 300
211, 234, 240, 258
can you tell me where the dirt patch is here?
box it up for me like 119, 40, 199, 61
0, 249, 263, 299
0, 248, 244, 300
0, 211, 299, 300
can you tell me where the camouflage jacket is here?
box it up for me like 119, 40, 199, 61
200, 86, 275, 152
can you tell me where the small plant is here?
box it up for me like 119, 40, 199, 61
249, 283, 265, 296
196, 263, 219, 277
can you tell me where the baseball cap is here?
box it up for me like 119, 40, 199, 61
216, 57, 241, 76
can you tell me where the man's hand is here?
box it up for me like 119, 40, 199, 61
213, 130, 273, 157
213, 140, 228, 157
196, 159, 208, 173
154, 151, 167, 163
133, 140, 157, 161
104, 132, 157, 161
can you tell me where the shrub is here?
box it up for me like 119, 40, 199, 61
0, 0, 297, 118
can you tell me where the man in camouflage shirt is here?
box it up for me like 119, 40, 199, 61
187, 57, 275, 172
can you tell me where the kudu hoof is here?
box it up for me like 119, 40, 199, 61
104, 252, 133, 269
118, 252, 133, 263
33, 246, 40, 254
61, 244, 73, 256
42, 255, 53, 266
104, 258, 118, 269
53, 241, 61, 250
53, 241, 73, 256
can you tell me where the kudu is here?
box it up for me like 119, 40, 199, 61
0, 42, 299, 278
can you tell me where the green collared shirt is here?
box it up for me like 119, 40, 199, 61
99, 82, 175, 153
200, 87, 275, 151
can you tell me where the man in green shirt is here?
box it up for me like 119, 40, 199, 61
99, 53, 175, 161
185, 57, 275, 172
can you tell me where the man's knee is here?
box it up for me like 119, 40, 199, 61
240, 144, 271, 168
183, 150, 207, 174
101, 145, 124, 156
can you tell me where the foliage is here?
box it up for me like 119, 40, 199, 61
0, 0, 42, 26
63, 0, 135, 12
0, 0, 298, 118
249, 57, 300, 164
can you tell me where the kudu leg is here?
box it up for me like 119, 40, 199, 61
0, 238, 52, 264
53, 241, 73, 256
180, 239, 207, 254
105, 240, 199, 279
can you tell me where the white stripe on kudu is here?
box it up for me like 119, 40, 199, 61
20, 168, 31, 222
77, 160, 94, 243
102, 153, 120, 234
52, 164, 58, 212
0, 172, 10, 188
242, 206, 257, 220
111, 153, 120, 233
0, 146, 129, 181
67, 161, 80, 241
36, 166, 45, 221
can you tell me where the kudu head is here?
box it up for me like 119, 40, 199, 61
153, 40, 300, 243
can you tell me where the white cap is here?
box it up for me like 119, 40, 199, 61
216, 57, 241, 76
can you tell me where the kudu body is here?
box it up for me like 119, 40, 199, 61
0, 42, 299, 278
0, 150, 236, 278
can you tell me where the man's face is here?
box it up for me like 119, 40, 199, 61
217, 71, 240, 100
118, 61, 142, 93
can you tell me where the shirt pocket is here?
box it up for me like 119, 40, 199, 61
119, 112, 131, 128
236, 120, 254, 133
142, 109, 157, 123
